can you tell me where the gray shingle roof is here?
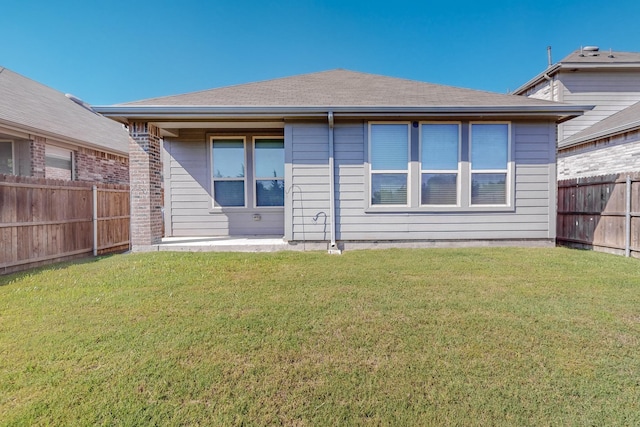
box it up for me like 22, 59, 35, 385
514, 48, 640, 95
121, 69, 570, 108
561, 101, 640, 148
558, 49, 640, 64
0, 67, 129, 155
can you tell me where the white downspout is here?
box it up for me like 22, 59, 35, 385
327, 111, 340, 254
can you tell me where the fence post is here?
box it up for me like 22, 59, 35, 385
626, 176, 631, 257
93, 185, 98, 257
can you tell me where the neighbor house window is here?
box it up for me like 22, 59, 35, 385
45, 145, 74, 180
254, 138, 284, 207
470, 123, 510, 205
421, 123, 460, 205
0, 141, 14, 175
369, 123, 410, 205
212, 138, 246, 207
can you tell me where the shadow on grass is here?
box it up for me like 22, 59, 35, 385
0, 253, 126, 286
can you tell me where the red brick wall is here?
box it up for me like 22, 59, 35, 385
30, 136, 46, 178
129, 122, 163, 248
76, 147, 129, 184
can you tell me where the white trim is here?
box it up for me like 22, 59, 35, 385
469, 122, 512, 207
210, 136, 247, 208
419, 121, 462, 207
0, 139, 15, 175
252, 136, 285, 208
368, 122, 411, 207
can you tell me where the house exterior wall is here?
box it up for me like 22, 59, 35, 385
164, 128, 285, 237
558, 129, 640, 179
519, 78, 560, 102
75, 147, 129, 184
286, 119, 557, 243
557, 70, 640, 142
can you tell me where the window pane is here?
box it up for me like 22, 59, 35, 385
421, 173, 457, 205
471, 173, 506, 205
256, 179, 284, 206
255, 139, 284, 178
370, 124, 408, 170
0, 142, 12, 174
213, 140, 245, 178
45, 146, 73, 180
214, 181, 245, 207
422, 124, 459, 170
371, 173, 407, 205
471, 124, 508, 170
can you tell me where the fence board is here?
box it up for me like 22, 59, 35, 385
0, 175, 130, 274
557, 173, 640, 257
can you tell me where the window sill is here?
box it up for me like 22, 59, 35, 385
365, 205, 515, 214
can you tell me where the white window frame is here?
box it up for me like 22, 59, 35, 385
469, 122, 512, 207
368, 121, 411, 207
419, 121, 462, 207
210, 136, 247, 209
0, 140, 15, 175
252, 136, 285, 209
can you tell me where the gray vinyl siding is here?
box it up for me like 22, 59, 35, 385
287, 120, 556, 242
165, 129, 284, 237
286, 122, 332, 241
558, 71, 640, 141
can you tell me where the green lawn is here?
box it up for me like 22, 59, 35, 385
1, 248, 639, 426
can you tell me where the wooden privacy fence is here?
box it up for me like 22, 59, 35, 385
0, 174, 130, 274
557, 173, 640, 257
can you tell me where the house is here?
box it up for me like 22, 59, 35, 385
0, 66, 129, 183
95, 69, 589, 252
514, 47, 640, 179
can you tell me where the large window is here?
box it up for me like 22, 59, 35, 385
0, 141, 13, 175
369, 123, 410, 205
254, 138, 284, 207
45, 145, 74, 180
367, 121, 512, 210
470, 123, 509, 205
212, 138, 246, 207
421, 123, 460, 205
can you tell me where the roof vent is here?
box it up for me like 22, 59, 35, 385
579, 46, 600, 57
65, 93, 96, 114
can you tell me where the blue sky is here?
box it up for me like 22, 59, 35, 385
2, 0, 639, 105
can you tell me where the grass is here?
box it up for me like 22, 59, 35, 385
1, 247, 639, 426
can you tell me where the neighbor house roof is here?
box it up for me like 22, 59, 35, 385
0, 66, 129, 156
95, 69, 590, 123
560, 101, 640, 149
514, 48, 640, 95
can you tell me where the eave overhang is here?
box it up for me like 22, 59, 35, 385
94, 104, 592, 125
0, 117, 129, 157
560, 120, 640, 150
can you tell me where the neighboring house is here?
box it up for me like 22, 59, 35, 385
0, 66, 129, 183
95, 69, 588, 251
514, 47, 640, 179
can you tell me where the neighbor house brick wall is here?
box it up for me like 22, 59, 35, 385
129, 122, 163, 249
558, 129, 640, 179
30, 136, 46, 178
75, 147, 129, 184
